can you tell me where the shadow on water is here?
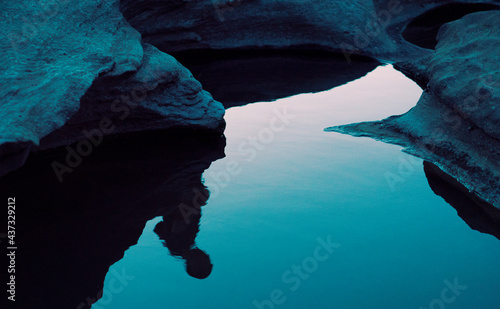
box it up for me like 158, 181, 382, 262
423, 161, 500, 241
0, 129, 225, 309
172, 49, 380, 108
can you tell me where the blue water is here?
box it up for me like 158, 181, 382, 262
92, 66, 500, 309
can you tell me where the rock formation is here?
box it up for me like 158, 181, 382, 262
1, 0, 499, 208
39, 43, 225, 149
327, 11, 500, 208
120, 0, 498, 61
121, 0, 409, 60
0, 0, 224, 176
2, 1, 500, 308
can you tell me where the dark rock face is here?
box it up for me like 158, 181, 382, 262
120, 0, 499, 61
0, 130, 225, 308
327, 11, 500, 208
402, 2, 500, 49
120, 0, 406, 59
0, 0, 224, 176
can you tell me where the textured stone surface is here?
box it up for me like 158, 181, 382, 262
0, 0, 224, 175
327, 11, 500, 208
0, 1, 142, 147
120, 0, 499, 61
121, 0, 404, 59
428, 11, 500, 139
401, 2, 500, 49
2, 0, 500, 181
39, 43, 225, 149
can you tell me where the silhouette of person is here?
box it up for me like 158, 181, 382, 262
154, 186, 213, 279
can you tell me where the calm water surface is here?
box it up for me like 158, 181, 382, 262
93, 65, 500, 309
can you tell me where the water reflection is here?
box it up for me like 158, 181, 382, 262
173, 50, 380, 108
154, 185, 213, 279
0, 130, 224, 308
423, 161, 500, 241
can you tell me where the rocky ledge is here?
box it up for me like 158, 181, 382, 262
327, 11, 500, 208
120, 0, 498, 61
1, 0, 499, 206
0, 0, 225, 176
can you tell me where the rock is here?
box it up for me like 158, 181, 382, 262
428, 11, 500, 139
1, 1, 142, 149
39, 43, 225, 149
327, 11, 500, 208
120, 0, 498, 62
2, 0, 499, 182
0, 0, 225, 176
401, 2, 500, 49
121, 0, 409, 60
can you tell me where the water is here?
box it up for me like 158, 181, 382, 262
92, 65, 500, 309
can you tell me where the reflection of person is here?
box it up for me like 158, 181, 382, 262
154, 186, 213, 279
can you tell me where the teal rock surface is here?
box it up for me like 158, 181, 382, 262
328, 11, 500, 208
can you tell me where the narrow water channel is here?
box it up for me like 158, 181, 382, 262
93, 65, 500, 309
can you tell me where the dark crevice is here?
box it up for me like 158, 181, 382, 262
170, 48, 380, 108
169, 47, 376, 65
402, 3, 500, 49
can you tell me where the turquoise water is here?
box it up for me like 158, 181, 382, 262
92, 66, 500, 309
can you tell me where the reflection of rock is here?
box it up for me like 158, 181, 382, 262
0, 0, 224, 176
173, 50, 379, 107
327, 11, 500, 209
424, 161, 500, 241
154, 199, 214, 280
0, 130, 225, 308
